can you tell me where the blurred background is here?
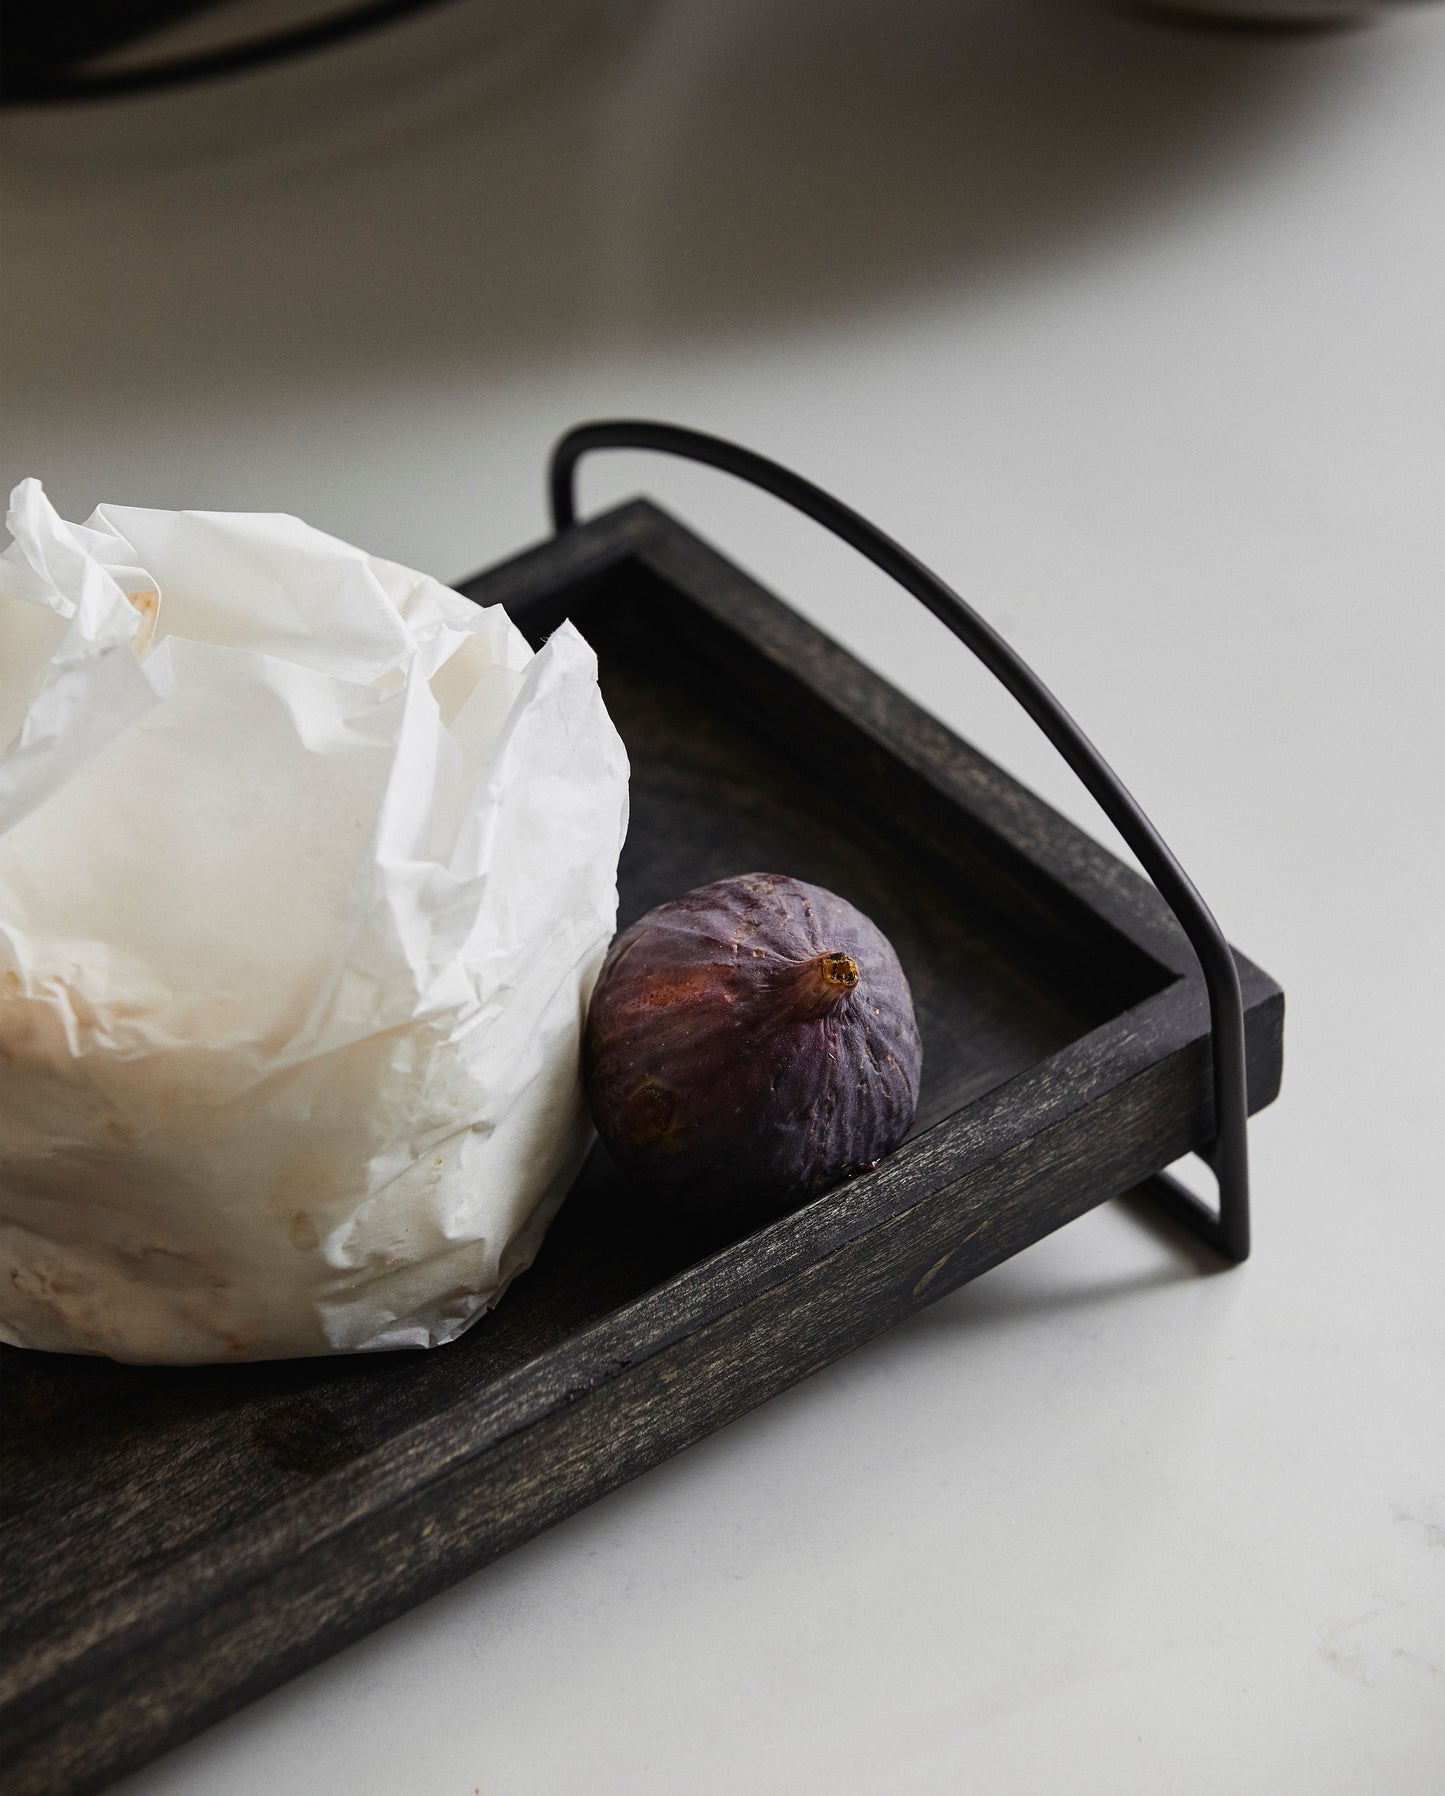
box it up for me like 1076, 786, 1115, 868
4, 0, 1440, 874
3, 3, 1443, 1793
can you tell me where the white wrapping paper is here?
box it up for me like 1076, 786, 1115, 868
0, 481, 629, 1364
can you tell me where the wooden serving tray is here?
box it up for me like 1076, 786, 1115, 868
0, 500, 1283, 1796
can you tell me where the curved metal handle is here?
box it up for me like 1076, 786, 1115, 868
550, 419, 1250, 1260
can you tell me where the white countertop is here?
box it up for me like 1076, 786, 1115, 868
3, 1, 1443, 1790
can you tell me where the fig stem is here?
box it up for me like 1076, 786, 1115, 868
818, 951, 859, 992
772, 950, 860, 1020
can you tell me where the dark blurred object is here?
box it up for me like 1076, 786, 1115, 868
3, 1, 221, 82
1129, 0, 1391, 24
3, 0, 1421, 110
0, 0, 463, 103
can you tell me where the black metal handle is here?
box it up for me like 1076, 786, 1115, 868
549, 420, 1251, 1261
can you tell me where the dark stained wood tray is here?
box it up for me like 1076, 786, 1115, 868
0, 499, 1284, 1796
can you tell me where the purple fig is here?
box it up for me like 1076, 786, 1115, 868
584, 873, 922, 1234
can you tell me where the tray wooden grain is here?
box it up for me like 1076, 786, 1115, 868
0, 500, 1283, 1796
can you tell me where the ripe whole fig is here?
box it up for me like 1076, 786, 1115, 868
584, 873, 923, 1235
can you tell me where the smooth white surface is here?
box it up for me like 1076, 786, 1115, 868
3, 0, 1443, 1789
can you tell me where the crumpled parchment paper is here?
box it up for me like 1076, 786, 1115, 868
0, 480, 629, 1363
